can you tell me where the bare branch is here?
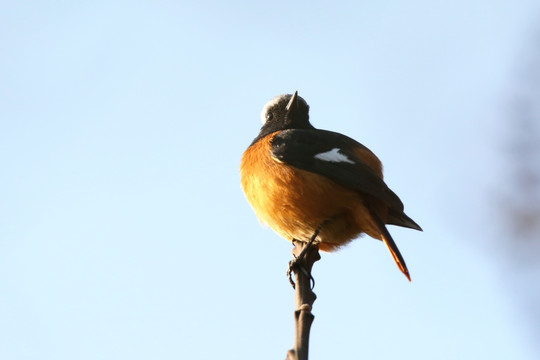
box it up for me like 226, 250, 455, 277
286, 240, 321, 360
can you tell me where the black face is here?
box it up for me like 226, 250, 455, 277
251, 92, 314, 145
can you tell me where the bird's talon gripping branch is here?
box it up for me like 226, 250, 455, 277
287, 229, 321, 289
287, 259, 297, 289
288, 260, 316, 290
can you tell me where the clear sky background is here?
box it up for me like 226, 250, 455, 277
1, 1, 539, 359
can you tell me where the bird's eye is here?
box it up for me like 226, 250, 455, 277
266, 112, 274, 121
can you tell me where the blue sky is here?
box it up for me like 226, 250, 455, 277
1, 1, 539, 359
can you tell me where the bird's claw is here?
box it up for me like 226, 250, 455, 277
287, 256, 315, 290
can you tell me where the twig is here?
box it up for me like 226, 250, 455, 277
286, 240, 321, 360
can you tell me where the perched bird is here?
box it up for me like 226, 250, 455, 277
240, 91, 421, 280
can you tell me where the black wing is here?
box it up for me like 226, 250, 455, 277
271, 129, 421, 231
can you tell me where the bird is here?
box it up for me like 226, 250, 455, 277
240, 91, 421, 281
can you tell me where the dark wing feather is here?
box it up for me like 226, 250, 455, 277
387, 208, 423, 231
270, 129, 405, 211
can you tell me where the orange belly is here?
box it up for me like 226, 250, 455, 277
240, 134, 386, 251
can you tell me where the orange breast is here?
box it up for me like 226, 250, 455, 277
240, 133, 387, 252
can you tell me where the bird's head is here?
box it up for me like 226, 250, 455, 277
258, 91, 313, 137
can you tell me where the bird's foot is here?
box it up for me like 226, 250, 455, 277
286, 226, 322, 289
287, 255, 315, 289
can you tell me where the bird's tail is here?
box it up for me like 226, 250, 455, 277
372, 213, 411, 281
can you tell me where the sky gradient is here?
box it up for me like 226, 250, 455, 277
1, 1, 539, 359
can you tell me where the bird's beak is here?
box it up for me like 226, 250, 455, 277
285, 91, 298, 112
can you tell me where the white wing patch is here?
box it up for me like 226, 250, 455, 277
314, 148, 355, 164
